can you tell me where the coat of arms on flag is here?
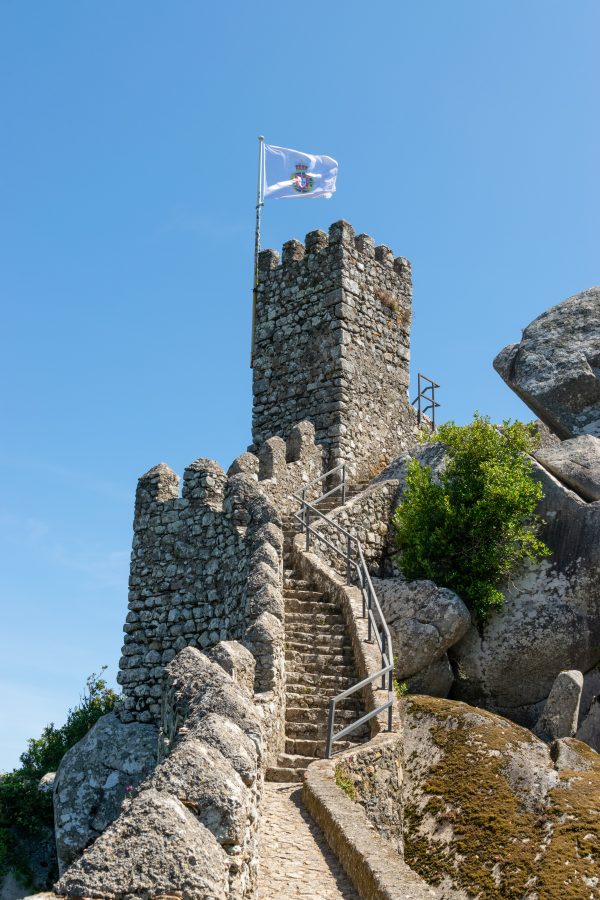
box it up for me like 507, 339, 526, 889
263, 144, 338, 200
291, 163, 315, 194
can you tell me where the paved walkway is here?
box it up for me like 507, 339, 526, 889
258, 782, 359, 899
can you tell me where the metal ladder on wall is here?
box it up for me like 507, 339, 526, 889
291, 465, 394, 758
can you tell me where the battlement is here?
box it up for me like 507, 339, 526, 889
258, 220, 410, 278
229, 419, 326, 515
252, 220, 417, 479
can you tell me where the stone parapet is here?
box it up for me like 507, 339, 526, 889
302, 735, 438, 900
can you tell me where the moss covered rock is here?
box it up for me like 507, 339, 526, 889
402, 695, 600, 899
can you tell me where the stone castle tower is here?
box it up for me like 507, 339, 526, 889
252, 220, 417, 479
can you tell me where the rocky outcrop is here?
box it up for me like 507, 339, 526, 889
494, 286, 600, 439
577, 696, 600, 752
55, 789, 230, 900
53, 711, 157, 873
56, 643, 264, 900
450, 458, 600, 726
402, 694, 600, 899
535, 433, 600, 500
534, 669, 583, 741
373, 577, 470, 697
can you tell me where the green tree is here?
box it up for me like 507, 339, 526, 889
0, 669, 118, 885
393, 415, 551, 621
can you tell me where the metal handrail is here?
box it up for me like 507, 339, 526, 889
300, 462, 347, 510
290, 480, 394, 758
412, 372, 440, 429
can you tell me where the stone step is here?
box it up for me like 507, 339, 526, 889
283, 588, 325, 598
286, 636, 350, 653
285, 623, 347, 638
285, 598, 340, 614
286, 671, 359, 690
286, 720, 370, 741
285, 692, 362, 711
288, 665, 358, 680
285, 611, 346, 627
276, 752, 314, 770
285, 652, 356, 671
285, 706, 362, 726
265, 766, 304, 784
285, 738, 358, 758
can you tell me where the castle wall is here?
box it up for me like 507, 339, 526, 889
118, 460, 284, 736
229, 419, 326, 517
252, 220, 418, 480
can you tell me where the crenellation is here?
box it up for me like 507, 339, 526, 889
257, 248, 280, 272
257, 436, 287, 480
354, 232, 375, 256
182, 458, 226, 507
305, 228, 328, 253
281, 239, 305, 264
374, 244, 394, 265
134, 463, 179, 526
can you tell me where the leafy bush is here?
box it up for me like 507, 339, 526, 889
0, 669, 118, 884
393, 415, 551, 621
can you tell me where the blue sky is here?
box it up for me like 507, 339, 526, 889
1, 1, 598, 771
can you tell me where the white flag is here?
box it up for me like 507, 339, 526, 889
263, 144, 338, 200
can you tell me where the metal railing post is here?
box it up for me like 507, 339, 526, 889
412, 373, 440, 432
325, 701, 335, 759
341, 464, 346, 506
381, 630, 387, 689
346, 535, 352, 584
388, 669, 393, 732
367, 583, 372, 641
301, 488, 306, 536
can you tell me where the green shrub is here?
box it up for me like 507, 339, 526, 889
393, 415, 551, 621
0, 669, 118, 884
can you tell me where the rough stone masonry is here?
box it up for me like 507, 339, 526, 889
252, 219, 418, 481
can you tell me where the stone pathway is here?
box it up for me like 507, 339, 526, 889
258, 782, 359, 899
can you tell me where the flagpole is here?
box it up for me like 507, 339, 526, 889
250, 135, 265, 368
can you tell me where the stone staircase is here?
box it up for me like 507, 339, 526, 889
267, 484, 370, 783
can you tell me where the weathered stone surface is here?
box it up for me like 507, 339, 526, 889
406, 654, 454, 698
451, 459, 600, 726
580, 665, 600, 726
552, 736, 596, 771
53, 710, 157, 873
58, 646, 265, 899
253, 221, 418, 480
160, 646, 263, 762
576, 696, 600, 751
402, 694, 600, 898
150, 738, 252, 847
190, 713, 258, 787
55, 788, 230, 900
494, 286, 600, 439
373, 578, 470, 680
534, 669, 583, 741
210, 640, 256, 697
535, 433, 600, 501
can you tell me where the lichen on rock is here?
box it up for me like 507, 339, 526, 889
401, 694, 600, 899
